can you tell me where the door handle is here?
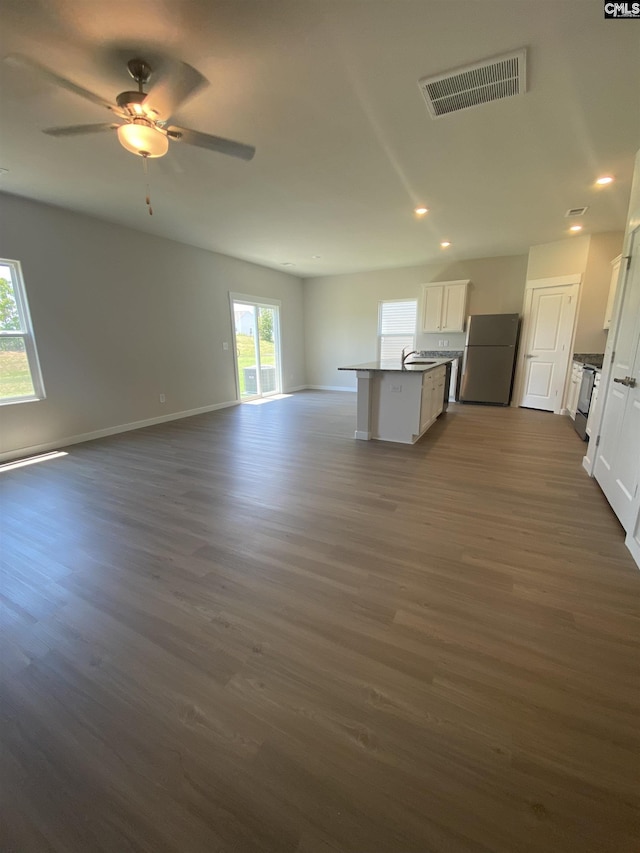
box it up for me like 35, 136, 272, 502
525, 354, 535, 359
613, 376, 637, 387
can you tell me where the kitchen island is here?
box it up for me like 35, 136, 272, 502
338, 358, 453, 443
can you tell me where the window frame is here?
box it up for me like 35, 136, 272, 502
0, 258, 46, 405
377, 298, 418, 361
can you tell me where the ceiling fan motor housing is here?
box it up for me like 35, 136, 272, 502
116, 90, 153, 117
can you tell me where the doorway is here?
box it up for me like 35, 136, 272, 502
513, 275, 580, 413
231, 295, 282, 401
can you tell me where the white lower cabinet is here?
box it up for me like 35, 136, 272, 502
585, 372, 601, 438
420, 366, 446, 434
420, 373, 434, 433
432, 367, 446, 419
566, 361, 583, 419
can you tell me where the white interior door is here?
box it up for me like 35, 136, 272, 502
518, 283, 579, 411
594, 233, 640, 531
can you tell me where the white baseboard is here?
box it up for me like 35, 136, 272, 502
354, 430, 371, 440
284, 384, 309, 393
0, 399, 239, 463
307, 385, 357, 393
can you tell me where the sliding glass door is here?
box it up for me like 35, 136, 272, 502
231, 297, 281, 400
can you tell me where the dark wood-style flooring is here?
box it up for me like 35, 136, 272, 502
1, 393, 639, 853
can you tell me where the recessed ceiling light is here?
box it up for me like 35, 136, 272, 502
281, 262, 295, 266
311, 255, 321, 259
440, 241, 451, 248
595, 175, 614, 186
0, 168, 8, 176
569, 224, 583, 233
415, 207, 429, 216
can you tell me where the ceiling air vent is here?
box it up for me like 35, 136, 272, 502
419, 49, 526, 119
565, 207, 588, 217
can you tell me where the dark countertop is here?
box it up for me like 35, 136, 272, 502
573, 352, 604, 369
338, 358, 453, 373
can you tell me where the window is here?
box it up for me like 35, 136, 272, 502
378, 299, 417, 361
0, 259, 45, 404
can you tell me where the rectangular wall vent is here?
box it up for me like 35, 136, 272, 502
565, 207, 588, 217
419, 49, 526, 118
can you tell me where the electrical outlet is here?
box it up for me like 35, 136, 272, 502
159, 393, 166, 403
443, 339, 449, 346
438, 339, 444, 347
391, 383, 402, 392
223, 341, 229, 350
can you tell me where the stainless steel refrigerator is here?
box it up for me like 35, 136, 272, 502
460, 313, 520, 405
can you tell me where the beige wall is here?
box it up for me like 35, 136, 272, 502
1, 187, 623, 459
303, 255, 528, 388
0, 192, 305, 458
577, 232, 623, 353
526, 234, 591, 280
526, 232, 623, 355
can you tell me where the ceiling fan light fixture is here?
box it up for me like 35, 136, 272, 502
117, 120, 168, 158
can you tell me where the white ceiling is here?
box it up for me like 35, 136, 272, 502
0, 0, 638, 277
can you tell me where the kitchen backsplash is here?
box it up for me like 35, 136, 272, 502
418, 350, 464, 358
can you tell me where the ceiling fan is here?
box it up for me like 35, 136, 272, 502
6, 54, 256, 162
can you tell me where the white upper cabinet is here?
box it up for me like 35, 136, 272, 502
422, 286, 444, 332
604, 255, 622, 331
420, 280, 469, 332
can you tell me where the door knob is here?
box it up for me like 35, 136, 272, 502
525, 354, 534, 359
613, 376, 637, 387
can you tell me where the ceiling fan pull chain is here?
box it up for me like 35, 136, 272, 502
142, 154, 153, 215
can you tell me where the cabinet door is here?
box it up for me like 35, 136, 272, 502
420, 375, 434, 431
422, 286, 444, 331
567, 364, 582, 418
441, 283, 468, 332
567, 379, 577, 418
431, 368, 446, 419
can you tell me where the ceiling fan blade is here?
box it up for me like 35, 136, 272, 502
167, 126, 255, 161
143, 61, 207, 121
43, 123, 120, 137
5, 54, 116, 112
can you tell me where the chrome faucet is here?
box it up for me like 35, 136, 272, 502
401, 347, 417, 367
